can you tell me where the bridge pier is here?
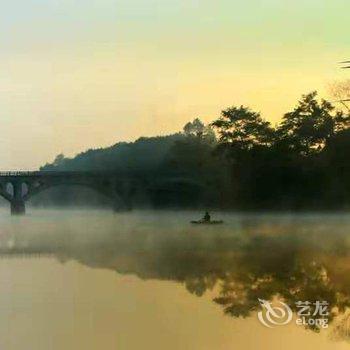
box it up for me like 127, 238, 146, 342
11, 200, 25, 215
11, 181, 26, 215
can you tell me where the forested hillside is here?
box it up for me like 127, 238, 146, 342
37, 92, 350, 210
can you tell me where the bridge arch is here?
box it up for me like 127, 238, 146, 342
0, 171, 199, 215
0, 189, 12, 203
24, 181, 130, 212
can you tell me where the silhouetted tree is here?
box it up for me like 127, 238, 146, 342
211, 105, 275, 151
210, 106, 275, 206
277, 92, 350, 156
39, 91, 350, 210
183, 118, 205, 137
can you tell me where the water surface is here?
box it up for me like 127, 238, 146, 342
1, 209, 350, 349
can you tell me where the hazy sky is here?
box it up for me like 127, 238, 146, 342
1, 0, 350, 169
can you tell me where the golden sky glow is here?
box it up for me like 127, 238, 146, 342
1, 0, 350, 169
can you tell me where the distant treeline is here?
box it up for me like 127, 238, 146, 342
38, 91, 350, 210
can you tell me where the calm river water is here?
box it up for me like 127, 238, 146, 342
1, 209, 350, 349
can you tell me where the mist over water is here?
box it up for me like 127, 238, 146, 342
2, 209, 350, 349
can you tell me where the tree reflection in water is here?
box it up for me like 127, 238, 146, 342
2, 217, 350, 338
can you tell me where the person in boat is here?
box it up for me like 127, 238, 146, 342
202, 211, 211, 222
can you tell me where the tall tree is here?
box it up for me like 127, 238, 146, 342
211, 106, 275, 152
210, 106, 275, 207
277, 92, 350, 156
183, 118, 216, 142
183, 118, 205, 137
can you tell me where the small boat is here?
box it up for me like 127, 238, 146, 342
190, 220, 223, 225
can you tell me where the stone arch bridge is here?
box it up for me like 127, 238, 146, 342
0, 171, 204, 215
0, 171, 141, 215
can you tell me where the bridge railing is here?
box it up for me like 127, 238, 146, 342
0, 171, 119, 176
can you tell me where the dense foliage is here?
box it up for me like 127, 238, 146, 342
40, 92, 350, 210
